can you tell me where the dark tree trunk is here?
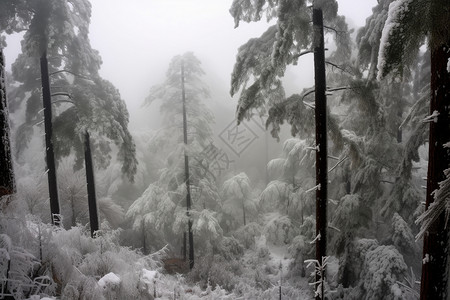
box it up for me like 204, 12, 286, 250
313, 7, 327, 299
84, 131, 99, 238
70, 194, 76, 227
0, 49, 15, 203
420, 42, 450, 300
183, 231, 187, 261
142, 219, 147, 255
181, 62, 194, 270
40, 51, 60, 225
242, 199, 246, 226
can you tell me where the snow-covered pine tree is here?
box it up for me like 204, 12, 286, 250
320, 1, 427, 295
377, 0, 450, 298
128, 52, 222, 259
221, 172, 256, 229
0, 0, 138, 223
230, 2, 351, 297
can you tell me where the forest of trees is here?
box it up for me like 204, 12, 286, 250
0, 0, 449, 299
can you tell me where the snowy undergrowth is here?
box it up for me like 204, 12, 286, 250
186, 234, 312, 299
1, 209, 315, 299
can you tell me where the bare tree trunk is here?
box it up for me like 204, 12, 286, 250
313, 7, 327, 300
40, 51, 60, 225
84, 131, 99, 238
181, 61, 194, 270
142, 219, 147, 255
0, 48, 15, 204
420, 41, 450, 300
242, 199, 246, 226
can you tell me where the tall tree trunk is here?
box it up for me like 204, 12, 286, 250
84, 131, 99, 238
183, 231, 187, 261
40, 51, 60, 225
142, 219, 147, 255
242, 199, 246, 226
70, 194, 76, 227
420, 41, 450, 300
181, 61, 194, 270
313, 7, 327, 299
0, 48, 15, 204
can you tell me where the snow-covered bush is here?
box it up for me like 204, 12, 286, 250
0, 233, 56, 299
214, 236, 244, 260
334, 239, 409, 300
336, 238, 378, 290
188, 255, 242, 291
192, 208, 223, 254
232, 222, 261, 249
359, 245, 408, 299
288, 235, 308, 277
263, 212, 297, 245
221, 172, 257, 230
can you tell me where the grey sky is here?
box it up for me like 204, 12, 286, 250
88, 0, 376, 129
4, 0, 377, 130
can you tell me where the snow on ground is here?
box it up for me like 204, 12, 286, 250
144, 234, 313, 299
98, 272, 121, 288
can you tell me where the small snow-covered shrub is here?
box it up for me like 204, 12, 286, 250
61, 273, 104, 300
359, 245, 407, 300
254, 269, 272, 290
232, 222, 261, 249
188, 255, 242, 291
258, 246, 270, 260
214, 236, 244, 260
0, 233, 56, 299
288, 235, 308, 277
263, 213, 297, 245
337, 238, 378, 289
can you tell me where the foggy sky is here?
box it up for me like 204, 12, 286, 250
89, 0, 376, 130
3, 0, 376, 131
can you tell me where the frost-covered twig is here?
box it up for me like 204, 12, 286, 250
328, 223, 340, 232
325, 62, 352, 74
293, 50, 314, 59
304, 256, 329, 299
416, 140, 450, 240
328, 198, 339, 205
51, 92, 72, 99
399, 93, 427, 130
309, 232, 321, 244
303, 101, 315, 109
305, 184, 321, 194
396, 267, 420, 299
34, 119, 44, 126
328, 156, 348, 173
421, 110, 439, 123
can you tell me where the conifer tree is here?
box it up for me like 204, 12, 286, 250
378, 0, 450, 298
229, 1, 348, 296
0, 0, 137, 224
128, 53, 220, 264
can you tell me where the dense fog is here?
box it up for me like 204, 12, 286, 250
1, 0, 449, 299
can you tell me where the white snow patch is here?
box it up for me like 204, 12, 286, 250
98, 272, 121, 288
390, 283, 402, 297
141, 269, 158, 283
